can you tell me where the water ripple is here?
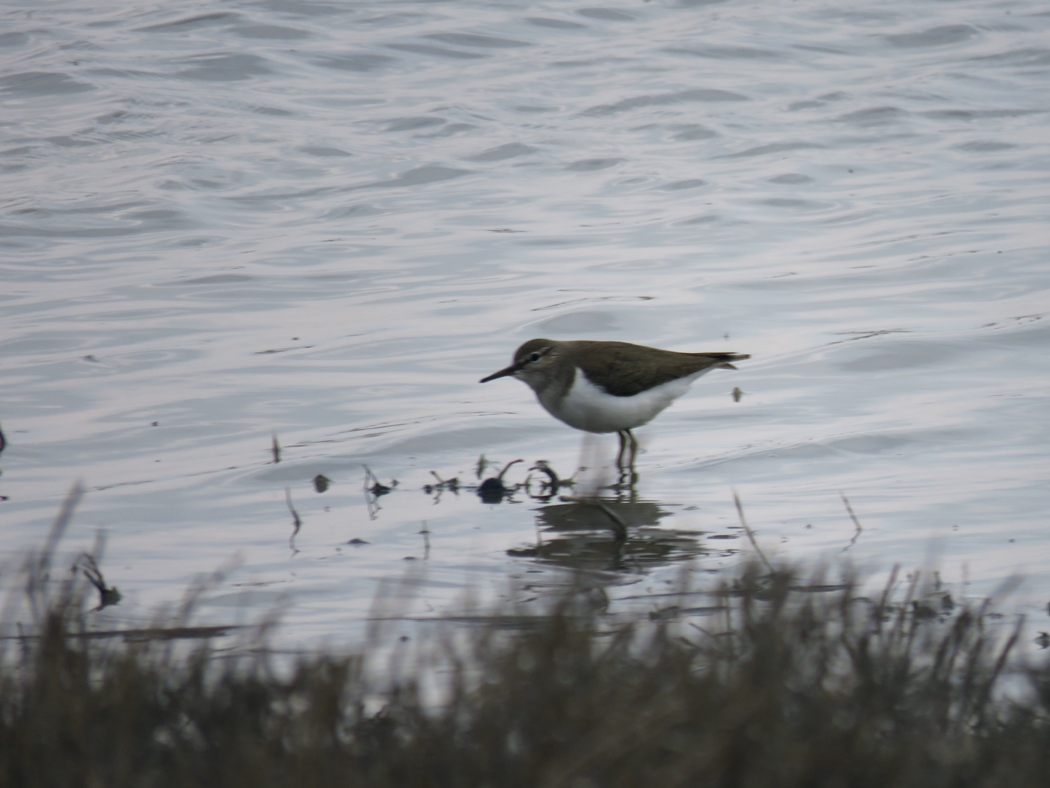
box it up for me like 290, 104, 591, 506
1, 0, 1047, 646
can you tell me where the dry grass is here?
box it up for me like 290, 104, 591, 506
3, 493, 1050, 787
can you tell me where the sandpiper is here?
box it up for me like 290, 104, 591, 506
480, 338, 748, 466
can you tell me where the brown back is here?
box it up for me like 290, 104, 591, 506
570, 341, 748, 397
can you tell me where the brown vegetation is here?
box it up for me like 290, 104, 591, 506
3, 550, 1050, 787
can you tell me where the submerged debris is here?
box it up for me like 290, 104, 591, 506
424, 470, 459, 495
364, 466, 398, 519
476, 459, 523, 504
357, 458, 588, 511
526, 460, 577, 500
76, 553, 121, 612
364, 466, 397, 496
285, 488, 301, 551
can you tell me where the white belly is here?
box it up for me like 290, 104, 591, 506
539, 369, 711, 433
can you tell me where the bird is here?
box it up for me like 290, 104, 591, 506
480, 338, 748, 467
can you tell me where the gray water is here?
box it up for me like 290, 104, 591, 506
2, 0, 1048, 647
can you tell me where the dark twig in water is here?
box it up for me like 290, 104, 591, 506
841, 492, 863, 552
476, 459, 524, 503
427, 470, 459, 493
285, 488, 301, 552
424, 471, 460, 503
77, 553, 121, 612
271, 434, 281, 464
526, 461, 577, 498
476, 477, 510, 502
364, 466, 397, 518
528, 461, 559, 488
364, 466, 396, 496
0, 421, 6, 455
475, 454, 490, 480
420, 521, 431, 560
733, 490, 773, 573
498, 459, 523, 482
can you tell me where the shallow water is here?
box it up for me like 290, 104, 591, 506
1, 0, 1048, 647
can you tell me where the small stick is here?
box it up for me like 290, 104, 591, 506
79, 554, 121, 611
841, 493, 863, 551
420, 521, 431, 560
498, 459, 523, 482
365, 465, 394, 495
286, 488, 301, 551
733, 490, 773, 573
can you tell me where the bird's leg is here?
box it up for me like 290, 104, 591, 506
614, 430, 639, 492
616, 430, 638, 466
624, 429, 639, 489
616, 430, 628, 469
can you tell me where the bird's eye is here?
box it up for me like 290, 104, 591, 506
529, 352, 541, 362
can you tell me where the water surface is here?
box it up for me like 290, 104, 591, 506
1, 0, 1048, 647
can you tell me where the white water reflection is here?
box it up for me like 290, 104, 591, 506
0, 0, 1048, 648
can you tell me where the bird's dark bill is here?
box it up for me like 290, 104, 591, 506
479, 364, 517, 383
